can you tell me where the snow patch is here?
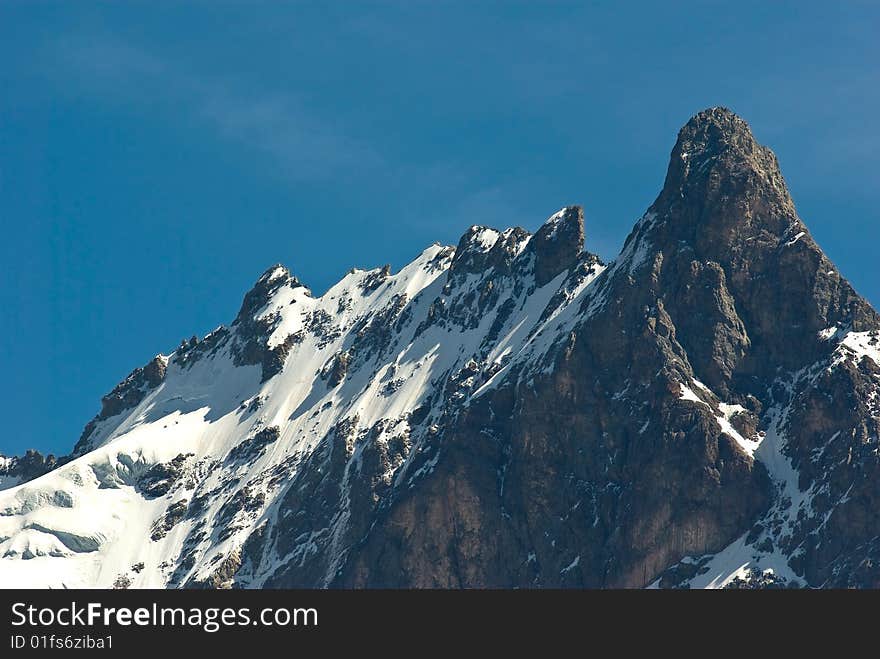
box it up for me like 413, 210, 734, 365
784, 231, 805, 247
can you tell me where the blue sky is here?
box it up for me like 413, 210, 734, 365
1, 2, 878, 456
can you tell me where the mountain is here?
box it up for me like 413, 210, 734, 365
1, 107, 878, 589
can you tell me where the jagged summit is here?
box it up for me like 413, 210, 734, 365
655, 106, 794, 233
449, 206, 590, 284
2, 110, 878, 590
600, 111, 877, 401
235, 264, 304, 325
671, 106, 767, 169
679, 106, 756, 152
530, 206, 585, 286
623, 108, 878, 379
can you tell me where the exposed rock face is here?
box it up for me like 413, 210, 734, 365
73, 354, 169, 455
150, 499, 189, 541
137, 453, 194, 498
0, 450, 58, 491
530, 206, 585, 286
230, 265, 308, 382
2, 107, 878, 590
639, 107, 876, 387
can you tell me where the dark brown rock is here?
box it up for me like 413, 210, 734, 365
530, 206, 585, 287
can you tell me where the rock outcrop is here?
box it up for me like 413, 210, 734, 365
0, 450, 58, 491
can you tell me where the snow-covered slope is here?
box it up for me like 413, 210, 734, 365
0, 208, 604, 588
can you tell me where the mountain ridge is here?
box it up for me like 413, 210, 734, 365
2, 107, 878, 588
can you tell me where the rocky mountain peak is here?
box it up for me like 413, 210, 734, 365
448, 224, 534, 281
0, 450, 58, 491
653, 106, 795, 240
449, 226, 503, 275
234, 264, 302, 326
530, 206, 585, 286
448, 207, 586, 286
617, 107, 878, 386
676, 106, 758, 160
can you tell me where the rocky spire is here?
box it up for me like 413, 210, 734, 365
628, 107, 878, 382
234, 264, 302, 326
449, 226, 502, 275
529, 206, 585, 286
651, 106, 797, 251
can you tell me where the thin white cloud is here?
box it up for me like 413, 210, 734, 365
47, 35, 383, 180
195, 84, 385, 179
